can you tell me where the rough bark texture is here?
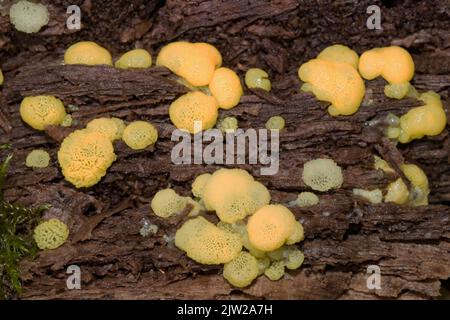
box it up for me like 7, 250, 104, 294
0, 0, 449, 300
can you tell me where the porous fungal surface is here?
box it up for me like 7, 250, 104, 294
0, 0, 449, 300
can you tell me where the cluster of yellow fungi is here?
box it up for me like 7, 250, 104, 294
150, 168, 305, 288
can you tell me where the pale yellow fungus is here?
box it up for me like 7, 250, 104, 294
20, 96, 67, 131
115, 49, 152, 69
265, 116, 285, 130
86, 117, 123, 141
61, 114, 73, 127
151, 188, 188, 218
0, 69, 3, 85
122, 121, 158, 150
191, 173, 212, 198
9, 0, 49, 34
217, 117, 238, 133
33, 219, 69, 250
64, 41, 113, 66
223, 251, 259, 288
285, 247, 305, 270
302, 158, 343, 192
264, 260, 285, 281
385, 178, 409, 205
25, 149, 50, 169
295, 192, 319, 207
374, 155, 395, 174
401, 164, 429, 206
245, 68, 271, 91
352, 188, 383, 204
209, 67, 243, 110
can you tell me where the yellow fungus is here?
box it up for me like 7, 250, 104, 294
317, 44, 359, 69
385, 178, 409, 205
122, 121, 158, 150
264, 260, 285, 281
86, 117, 123, 141
257, 257, 271, 275
401, 164, 429, 206
111, 117, 126, 138
191, 173, 212, 198
169, 91, 219, 134
265, 116, 285, 130
9, 0, 49, 34
247, 204, 298, 252
186, 198, 204, 217
302, 158, 343, 192
0, 69, 3, 85
115, 49, 152, 69
217, 117, 238, 133
245, 68, 271, 91
209, 67, 243, 110
352, 188, 383, 204
64, 41, 113, 66
298, 58, 365, 116
156, 41, 219, 86
294, 192, 319, 207
223, 251, 259, 288
20, 96, 67, 131
175, 216, 242, 264
58, 129, 116, 188
25, 149, 50, 169
384, 82, 414, 100
33, 219, 69, 250
151, 188, 187, 218
374, 155, 395, 174
61, 114, 73, 127
285, 221, 305, 245
398, 91, 447, 143
285, 247, 305, 270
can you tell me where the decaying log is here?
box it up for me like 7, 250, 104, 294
0, 0, 449, 300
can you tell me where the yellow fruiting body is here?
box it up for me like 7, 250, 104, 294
86, 117, 123, 141
398, 91, 447, 143
9, 0, 49, 34
33, 219, 69, 250
401, 164, 429, 206
265, 116, 285, 130
175, 216, 242, 265
26, 149, 50, 169
374, 155, 395, 174
359, 46, 414, 84
257, 257, 271, 275
192, 173, 212, 198
186, 198, 204, 217
384, 82, 414, 100
302, 158, 343, 192
0, 69, 3, 85
264, 260, 285, 281
156, 42, 220, 86
317, 44, 359, 69
217, 117, 238, 133
295, 192, 319, 207
61, 114, 73, 127
285, 221, 305, 245
298, 59, 365, 116
247, 204, 298, 252
20, 96, 67, 131
151, 188, 187, 218
209, 67, 243, 110
245, 68, 271, 91
202, 169, 270, 223
58, 129, 116, 188
111, 117, 126, 138
223, 251, 259, 288
122, 121, 158, 150
285, 248, 305, 270
352, 188, 383, 204
115, 49, 152, 69
64, 41, 113, 66
385, 178, 409, 205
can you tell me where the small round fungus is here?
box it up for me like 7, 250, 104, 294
175, 216, 242, 264
33, 219, 69, 250
257, 257, 271, 275
122, 121, 158, 150
9, 0, 49, 34
352, 188, 383, 204
285, 221, 304, 245
64, 41, 113, 66
398, 91, 447, 143
151, 188, 187, 218
402, 164, 429, 206
247, 204, 298, 252
217, 116, 238, 133
264, 260, 285, 281
223, 251, 259, 288
156, 42, 220, 86
86, 117, 123, 141
295, 192, 319, 207
359, 46, 414, 84
265, 116, 285, 130
58, 129, 116, 188
298, 59, 365, 116
209, 67, 243, 110
61, 114, 73, 127
20, 96, 67, 131
302, 158, 343, 192
285, 248, 305, 270
384, 82, 414, 100
26, 149, 50, 169
245, 68, 271, 91
317, 44, 359, 69
385, 178, 409, 205
191, 173, 212, 198
169, 91, 218, 134
115, 49, 152, 69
